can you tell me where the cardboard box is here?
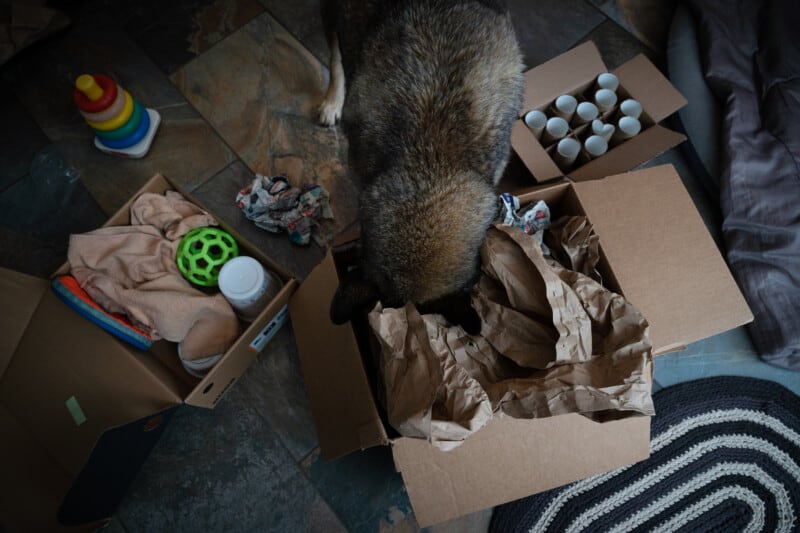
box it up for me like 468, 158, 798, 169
0, 174, 297, 531
511, 41, 688, 183
288, 164, 753, 527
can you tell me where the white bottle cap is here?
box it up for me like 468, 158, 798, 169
218, 256, 278, 323
618, 116, 642, 137
584, 135, 609, 158
594, 89, 618, 112
552, 94, 578, 120
620, 98, 643, 119
573, 101, 599, 125
597, 72, 620, 92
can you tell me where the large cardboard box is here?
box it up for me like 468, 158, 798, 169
289, 164, 753, 527
0, 174, 296, 531
286, 40, 751, 529
511, 41, 688, 183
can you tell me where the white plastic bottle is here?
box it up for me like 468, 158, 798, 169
218, 256, 280, 321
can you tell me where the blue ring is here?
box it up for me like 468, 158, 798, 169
98, 103, 151, 149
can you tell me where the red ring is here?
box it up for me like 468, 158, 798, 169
73, 74, 118, 113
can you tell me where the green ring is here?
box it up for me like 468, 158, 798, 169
93, 100, 143, 140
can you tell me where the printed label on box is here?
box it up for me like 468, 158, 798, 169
248, 304, 289, 353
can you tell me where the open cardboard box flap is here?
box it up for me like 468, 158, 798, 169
289, 253, 389, 460
0, 172, 297, 530
290, 163, 752, 527
569, 164, 752, 353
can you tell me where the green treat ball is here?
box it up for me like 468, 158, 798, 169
176, 227, 239, 286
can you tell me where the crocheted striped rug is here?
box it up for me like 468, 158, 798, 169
490, 376, 800, 532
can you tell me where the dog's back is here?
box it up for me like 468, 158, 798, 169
326, 0, 524, 331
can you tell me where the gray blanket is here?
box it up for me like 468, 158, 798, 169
687, 0, 800, 370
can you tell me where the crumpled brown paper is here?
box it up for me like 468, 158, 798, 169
368, 217, 654, 450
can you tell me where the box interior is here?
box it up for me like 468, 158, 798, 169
512, 41, 687, 183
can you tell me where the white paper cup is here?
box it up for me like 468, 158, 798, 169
612, 116, 642, 143
551, 94, 578, 121
540, 116, 569, 145
594, 89, 618, 113
591, 119, 615, 141
571, 101, 599, 126
584, 135, 609, 158
523, 110, 547, 139
596, 72, 620, 92
619, 99, 643, 119
553, 137, 580, 168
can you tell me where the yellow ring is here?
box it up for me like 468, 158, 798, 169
87, 91, 134, 131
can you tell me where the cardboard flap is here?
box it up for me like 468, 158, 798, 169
511, 120, 563, 182
392, 414, 650, 528
289, 252, 388, 460
574, 165, 753, 353
613, 54, 687, 123
0, 268, 48, 379
0, 289, 183, 477
185, 280, 297, 408
521, 41, 605, 113
569, 125, 686, 182
0, 403, 78, 532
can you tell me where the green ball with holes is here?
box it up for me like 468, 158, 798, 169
176, 227, 239, 287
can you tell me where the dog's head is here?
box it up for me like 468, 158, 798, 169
329, 266, 482, 335
329, 172, 495, 335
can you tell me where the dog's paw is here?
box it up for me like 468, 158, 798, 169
318, 99, 342, 127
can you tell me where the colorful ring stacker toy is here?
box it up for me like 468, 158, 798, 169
97, 101, 151, 150
74, 73, 161, 159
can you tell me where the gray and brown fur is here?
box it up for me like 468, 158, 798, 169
320, 0, 524, 333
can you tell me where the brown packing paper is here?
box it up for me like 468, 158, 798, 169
368, 305, 494, 452
368, 218, 654, 450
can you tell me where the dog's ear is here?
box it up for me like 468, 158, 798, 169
419, 291, 482, 335
330, 269, 380, 325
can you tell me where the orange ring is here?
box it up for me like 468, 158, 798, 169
73, 74, 117, 113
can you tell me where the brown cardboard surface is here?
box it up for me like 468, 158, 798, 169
613, 54, 688, 123
185, 279, 298, 407
0, 403, 90, 532
392, 414, 651, 528
0, 289, 183, 476
520, 41, 605, 113
0, 267, 48, 379
289, 251, 388, 460
573, 164, 753, 352
510, 120, 562, 182
568, 125, 686, 182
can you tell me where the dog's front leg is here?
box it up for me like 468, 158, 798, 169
318, 33, 345, 126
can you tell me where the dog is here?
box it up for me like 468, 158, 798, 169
320, 0, 524, 334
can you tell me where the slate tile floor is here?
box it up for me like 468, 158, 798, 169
1, 1, 798, 531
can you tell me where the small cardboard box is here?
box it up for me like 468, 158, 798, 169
0, 173, 297, 531
511, 41, 688, 183
288, 164, 753, 527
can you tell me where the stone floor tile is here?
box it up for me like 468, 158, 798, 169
116, 385, 333, 532
259, 0, 329, 65
170, 12, 357, 239
117, 0, 265, 74
236, 322, 321, 462
0, 82, 50, 192
505, 0, 605, 68
301, 446, 413, 533
1, 14, 236, 214
578, 18, 657, 70
190, 159, 326, 280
